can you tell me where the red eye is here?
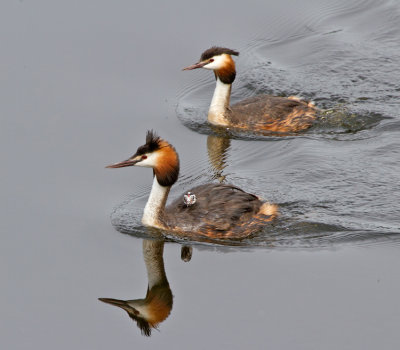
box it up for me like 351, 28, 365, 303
141, 155, 147, 160
209, 58, 214, 62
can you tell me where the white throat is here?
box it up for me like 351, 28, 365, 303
142, 176, 170, 228
208, 77, 231, 126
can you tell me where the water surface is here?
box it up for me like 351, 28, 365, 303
1, 0, 400, 349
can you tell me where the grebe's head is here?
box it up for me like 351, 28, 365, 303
99, 284, 173, 337
106, 130, 179, 187
183, 46, 239, 84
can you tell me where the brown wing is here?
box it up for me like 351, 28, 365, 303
164, 183, 276, 238
229, 95, 317, 132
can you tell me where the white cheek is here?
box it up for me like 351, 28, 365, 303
203, 55, 227, 70
136, 152, 159, 168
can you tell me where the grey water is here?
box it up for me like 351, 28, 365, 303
1, 0, 400, 349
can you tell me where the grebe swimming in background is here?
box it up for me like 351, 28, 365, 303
107, 131, 277, 239
183, 46, 317, 132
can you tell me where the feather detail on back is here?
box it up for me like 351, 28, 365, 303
164, 183, 277, 238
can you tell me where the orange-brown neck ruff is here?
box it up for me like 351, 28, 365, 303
208, 55, 236, 126
141, 142, 179, 229
215, 55, 236, 84
144, 284, 173, 328
121, 284, 172, 336
153, 141, 180, 187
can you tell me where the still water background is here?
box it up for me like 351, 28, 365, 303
1, 0, 400, 349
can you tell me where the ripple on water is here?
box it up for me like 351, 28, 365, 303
113, 0, 400, 249
110, 144, 400, 249
111, 200, 400, 249
177, 0, 398, 140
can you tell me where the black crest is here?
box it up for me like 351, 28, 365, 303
135, 130, 162, 156
200, 46, 239, 61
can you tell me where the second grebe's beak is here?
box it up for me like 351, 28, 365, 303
182, 61, 208, 70
106, 155, 140, 168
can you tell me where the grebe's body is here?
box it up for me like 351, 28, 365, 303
183, 46, 317, 132
107, 131, 277, 239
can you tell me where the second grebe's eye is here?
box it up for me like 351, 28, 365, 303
209, 58, 214, 62
141, 155, 147, 160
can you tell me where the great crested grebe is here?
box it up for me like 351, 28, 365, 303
99, 240, 172, 336
107, 131, 277, 239
183, 46, 317, 132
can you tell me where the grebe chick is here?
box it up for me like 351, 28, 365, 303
107, 131, 278, 239
183, 46, 317, 132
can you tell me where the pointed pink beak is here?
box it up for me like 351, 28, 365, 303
106, 158, 139, 168
182, 61, 208, 71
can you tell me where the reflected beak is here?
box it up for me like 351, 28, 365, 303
106, 156, 139, 168
98, 298, 140, 316
182, 61, 208, 71
98, 298, 127, 307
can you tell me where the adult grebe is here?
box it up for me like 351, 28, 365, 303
183, 46, 317, 132
107, 131, 277, 239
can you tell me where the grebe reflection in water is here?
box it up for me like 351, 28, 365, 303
99, 240, 173, 336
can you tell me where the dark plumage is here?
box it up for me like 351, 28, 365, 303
200, 46, 239, 61
135, 130, 162, 156
163, 183, 275, 239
